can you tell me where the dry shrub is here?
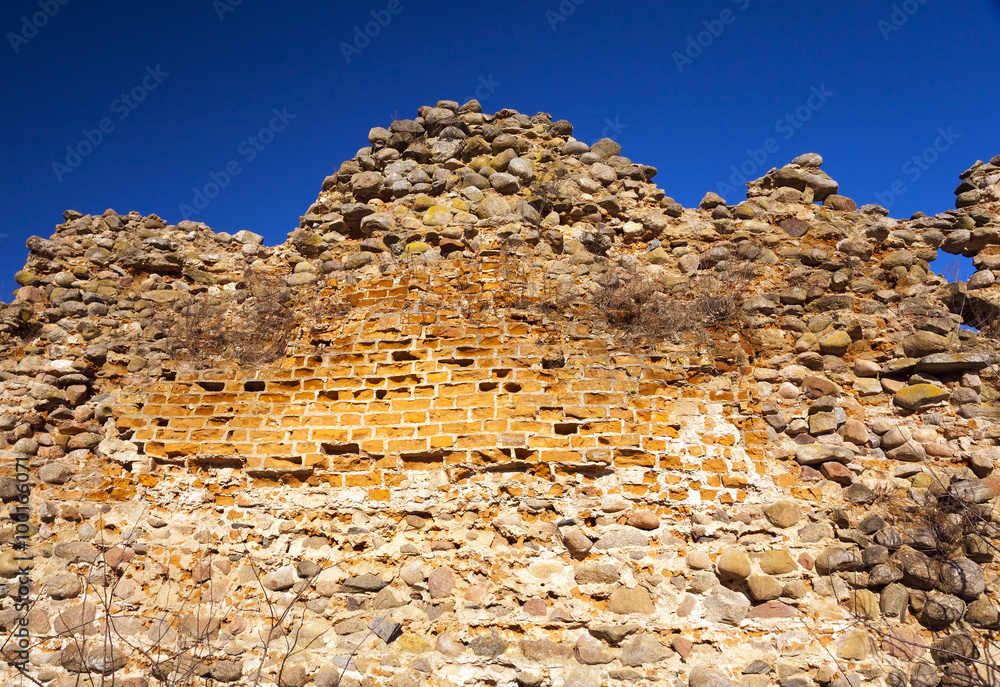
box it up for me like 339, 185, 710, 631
837, 465, 1000, 687
166, 269, 295, 367
0, 302, 41, 348
527, 162, 571, 222
592, 242, 761, 346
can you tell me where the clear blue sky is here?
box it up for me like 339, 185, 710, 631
2, 0, 999, 297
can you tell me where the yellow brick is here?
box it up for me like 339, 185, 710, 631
170, 417, 205, 430
722, 474, 748, 488
597, 434, 641, 448
455, 393, 497, 407
497, 406, 542, 419
509, 421, 548, 433
189, 429, 224, 442
417, 424, 442, 437
702, 458, 728, 473
455, 435, 492, 449
442, 421, 482, 434
429, 409, 466, 422
615, 450, 656, 468
438, 383, 476, 396
230, 417, 263, 429
539, 450, 582, 462
565, 407, 605, 420
253, 430, 287, 442
528, 436, 568, 449
255, 442, 292, 456
312, 429, 351, 442
392, 399, 432, 411
261, 456, 302, 469
329, 455, 368, 471
660, 455, 683, 469
388, 439, 428, 453
155, 429, 189, 442
346, 472, 381, 487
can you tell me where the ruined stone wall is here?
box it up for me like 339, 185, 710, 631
117, 308, 766, 507
1, 101, 1000, 687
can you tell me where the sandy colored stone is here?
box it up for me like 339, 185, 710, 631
763, 501, 801, 528
608, 586, 655, 615
716, 547, 751, 580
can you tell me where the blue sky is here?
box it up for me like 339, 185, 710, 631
2, 0, 999, 297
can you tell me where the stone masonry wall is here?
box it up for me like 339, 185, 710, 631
1, 101, 1000, 687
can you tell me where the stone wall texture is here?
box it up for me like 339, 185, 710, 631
1, 101, 1000, 687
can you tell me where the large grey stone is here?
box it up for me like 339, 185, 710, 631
590, 138, 622, 159
815, 548, 861, 574
574, 564, 620, 585
896, 548, 938, 589
902, 332, 951, 357
428, 567, 455, 598
881, 583, 909, 619
470, 630, 509, 656
490, 173, 520, 194
703, 587, 750, 625
916, 592, 966, 628
949, 480, 995, 504
341, 573, 388, 593
621, 634, 671, 666
895, 384, 950, 410
574, 632, 615, 664
795, 445, 853, 465
937, 558, 985, 600
592, 529, 649, 550
46, 574, 83, 600
690, 666, 735, 687
965, 597, 1000, 628
916, 352, 992, 373
717, 547, 751, 580
563, 529, 594, 556
209, 659, 243, 682
764, 501, 802, 528
262, 566, 296, 591
608, 586, 655, 614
